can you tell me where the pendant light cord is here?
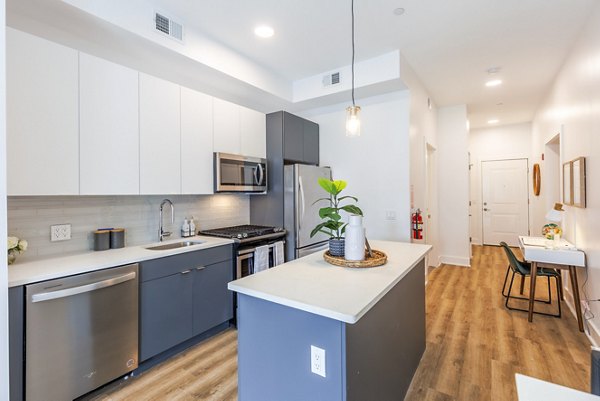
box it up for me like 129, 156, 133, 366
351, 0, 356, 107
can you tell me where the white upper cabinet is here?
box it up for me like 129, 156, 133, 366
240, 106, 266, 158
7, 28, 79, 195
139, 73, 181, 195
181, 87, 214, 194
213, 98, 241, 155
79, 53, 140, 195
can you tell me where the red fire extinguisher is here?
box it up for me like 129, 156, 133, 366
412, 209, 423, 240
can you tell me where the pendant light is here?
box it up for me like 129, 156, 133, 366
345, 0, 361, 137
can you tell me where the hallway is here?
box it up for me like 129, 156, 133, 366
406, 245, 590, 400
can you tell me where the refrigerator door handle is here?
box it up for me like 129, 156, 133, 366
298, 176, 305, 230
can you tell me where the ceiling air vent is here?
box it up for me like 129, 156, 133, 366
322, 72, 341, 87
154, 12, 184, 42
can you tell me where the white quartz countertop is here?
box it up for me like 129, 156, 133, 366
228, 240, 431, 324
8, 235, 234, 287
516, 374, 600, 401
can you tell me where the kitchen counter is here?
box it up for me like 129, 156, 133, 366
229, 240, 431, 401
228, 239, 431, 323
8, 235, 234, 287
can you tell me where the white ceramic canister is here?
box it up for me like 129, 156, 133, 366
345, 215, 366, 261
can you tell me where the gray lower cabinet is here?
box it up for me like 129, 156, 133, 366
140, 271, 194, 361
139, 245, 233, 362
9, 286, 24, 401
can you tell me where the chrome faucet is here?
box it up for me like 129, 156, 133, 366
159, 199, 174, 242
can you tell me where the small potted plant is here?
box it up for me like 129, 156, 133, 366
7, 236, 28, 265
311, 178, 363, 257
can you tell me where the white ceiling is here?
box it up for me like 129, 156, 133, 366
146, 0, 597, 128
7, 0, 599, 129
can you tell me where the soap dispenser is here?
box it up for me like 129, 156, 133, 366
189, 217, 196, 237
181, 218, 190, 238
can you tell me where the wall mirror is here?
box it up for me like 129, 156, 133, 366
563, 161, 572, 205
572, 157, 586, 208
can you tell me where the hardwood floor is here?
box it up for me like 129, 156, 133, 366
91, 245, 590, 401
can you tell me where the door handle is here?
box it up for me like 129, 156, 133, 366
31, 271, 137, 303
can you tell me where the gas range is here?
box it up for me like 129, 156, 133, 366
199, 224, 286, 244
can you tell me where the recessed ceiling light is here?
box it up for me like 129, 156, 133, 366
254, 25, 274, 38
488, 119, 499, 124
485, 79, 503, 87
393, 7, 405, 16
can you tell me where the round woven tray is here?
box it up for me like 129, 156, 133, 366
323, 249, 387, 268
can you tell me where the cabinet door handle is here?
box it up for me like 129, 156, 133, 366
196, 266, 206, 271
180, 270, 191, 275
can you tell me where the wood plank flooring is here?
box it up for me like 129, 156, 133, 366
90, 245, 591, 401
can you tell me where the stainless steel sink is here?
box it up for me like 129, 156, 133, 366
145, 241, 204, 251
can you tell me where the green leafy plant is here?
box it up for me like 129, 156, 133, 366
310, 178, 363, 239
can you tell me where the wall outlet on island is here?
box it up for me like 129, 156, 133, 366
311, 345, 326, 378
51, 224, 72, 242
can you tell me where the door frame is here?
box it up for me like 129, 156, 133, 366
480, 157, 530, 245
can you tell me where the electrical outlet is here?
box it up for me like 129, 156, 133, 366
311, 345, 326, 378
385, 210, 397, 221
50, 224, 71, 242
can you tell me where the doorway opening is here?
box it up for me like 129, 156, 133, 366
424, 142, 438, 269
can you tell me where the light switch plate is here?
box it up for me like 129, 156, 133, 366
51, 224, 71, 242
311, 345, 326, 378
385, 210, 397, 220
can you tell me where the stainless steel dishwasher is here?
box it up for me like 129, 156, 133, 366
25, 263, 139, 401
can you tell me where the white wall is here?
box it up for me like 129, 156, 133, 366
437, 105, 470, 266
1, 0, 9, 397
301, 91, 411, 242
531, 2, 600, 344
469, 123, 532, 244
401, 55, 439, 266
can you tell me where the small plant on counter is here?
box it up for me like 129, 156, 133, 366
311, 178, 363, 257
7, 236, 28, 265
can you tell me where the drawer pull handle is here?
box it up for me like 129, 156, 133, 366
180, 270, 191, 275
196, 266, 206, 271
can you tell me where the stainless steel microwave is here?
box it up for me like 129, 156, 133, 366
214, 152, 267, 193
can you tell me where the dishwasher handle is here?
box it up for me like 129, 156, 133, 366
31, 271, 137, 303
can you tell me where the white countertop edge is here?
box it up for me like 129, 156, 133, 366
9, 236, 234, 287
515, 374, 600, 400
228, 244, 431, 324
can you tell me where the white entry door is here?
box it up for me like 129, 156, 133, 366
482, 159, 529, 246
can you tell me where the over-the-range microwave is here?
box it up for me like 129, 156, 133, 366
214, 152, 267, 193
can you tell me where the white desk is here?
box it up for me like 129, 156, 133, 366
518, 236, 586, 332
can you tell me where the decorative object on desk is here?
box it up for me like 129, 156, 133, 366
345, 215, 366, 261
324, 249, 387, 268
7, 236, 28, 265
542, 223, 562, 240
533, 163, 541, 196
572, 157, 586, 208
311, 178, 363, 257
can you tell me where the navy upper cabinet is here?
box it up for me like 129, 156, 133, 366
282, 112, 319, 165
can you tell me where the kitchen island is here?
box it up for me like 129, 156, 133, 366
228, 240, 431, 401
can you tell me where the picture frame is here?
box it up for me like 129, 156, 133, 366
572, 157, 586, 208
563, 161, 573, 205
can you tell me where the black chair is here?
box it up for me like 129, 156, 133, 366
500, 241, 562, 318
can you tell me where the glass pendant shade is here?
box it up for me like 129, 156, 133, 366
346, 106, 361, 137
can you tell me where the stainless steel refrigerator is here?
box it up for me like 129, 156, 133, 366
284, 164, 332, 260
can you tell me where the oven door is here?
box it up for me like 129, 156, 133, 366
215, 152, 267, 193
236, 240, 285, 279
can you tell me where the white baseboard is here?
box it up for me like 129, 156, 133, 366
563, 284, 600, 347
439, 255, 471, 267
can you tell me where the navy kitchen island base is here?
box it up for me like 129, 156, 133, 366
237, 259, 425, 401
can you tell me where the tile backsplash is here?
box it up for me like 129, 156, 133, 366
8, 194, 249, 262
